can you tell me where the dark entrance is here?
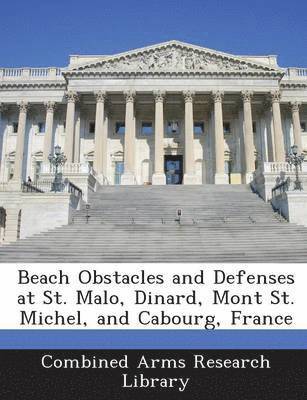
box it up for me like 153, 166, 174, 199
164, 155, 183, 184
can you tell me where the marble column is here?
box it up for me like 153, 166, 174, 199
121, 90, 136, 185
64, 91, 78, 163
43, 101, 56, 163
11, 101, 29, 185
270, 90, 285, 162
212, 91, 227, 184
290, 101, 303, 153
74, 110, 81, 163
183, 90, 197, 184
242, 91, 255, 182
94, 91, 107, 177
152, 90, 166, 185
0, 103, 6, 178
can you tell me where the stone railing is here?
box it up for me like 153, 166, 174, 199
261, 162, 307, 174
41, 162, 91, 174
0, 67, 64, 80
284, 67, 307, 80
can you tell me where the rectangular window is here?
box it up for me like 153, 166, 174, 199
38, 122, 45, 133
301, 122, 306, 132
12, 122, 18, 134
252, 121, 257, 133
141, 122, 153, 135
89, 121, 95, 134
223, 122, 231, 135
167, 121, 179, 135
63, 121, 66, 132
194, 122, 204, 135
115, 122, 125, 135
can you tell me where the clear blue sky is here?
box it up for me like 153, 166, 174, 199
1, 0, 306, 68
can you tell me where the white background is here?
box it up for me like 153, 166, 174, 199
0, 263, 305, 330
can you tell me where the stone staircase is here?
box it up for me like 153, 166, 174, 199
1, 184, 307, 262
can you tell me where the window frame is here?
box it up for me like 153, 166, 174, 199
115, 121, 125, 135
12, 122, 19, 134
89, 121, 96, 134
140, 121, 153, 136
37, 122, 45, 134
223, 122, 231, 135
194, 121, 205, 136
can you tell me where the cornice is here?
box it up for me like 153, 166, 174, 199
0, 81, 66, 90
68, 40, 282, 72
280, 81, 307, 89
65, 70, 283, 79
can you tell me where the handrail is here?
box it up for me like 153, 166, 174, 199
65, 180, 83, 198
21, 181, 44, 193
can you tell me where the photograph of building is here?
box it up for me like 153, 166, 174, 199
0, 40, 307, 262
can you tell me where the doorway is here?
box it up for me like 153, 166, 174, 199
114, 161, 124, 185
164, 155, 183, 184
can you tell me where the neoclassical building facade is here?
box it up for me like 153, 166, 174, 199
0, 40, 306, 187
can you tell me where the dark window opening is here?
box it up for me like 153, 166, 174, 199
115, 122, 125, 135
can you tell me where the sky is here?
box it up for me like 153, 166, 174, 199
0, 0, 306, 68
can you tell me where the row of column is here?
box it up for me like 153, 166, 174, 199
1, 90, 304, 186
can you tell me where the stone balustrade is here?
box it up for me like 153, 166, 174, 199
262, 162, 307, 174
41, 162, 91, 174
0, 67, 64, 80
284, 68, 307, 79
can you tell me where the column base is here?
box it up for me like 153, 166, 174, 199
214, 173, 228, 184
152, 173, 166, 185
183, 173, 198, 185
121, 172, 136, 185
243, 172, 254, 184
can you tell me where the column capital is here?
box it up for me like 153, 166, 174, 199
241, 90, 253, 103
153, 90, 166, 103
183, 90, 195, 103
211, 90, 224, 103
17, 101, 29, 113
268, 90, 281, 103
95, 90, 107, 103
289, 101, 301, 112
124, 90, 136, 103
44, 101, 56, 113
65, 91, 79, 103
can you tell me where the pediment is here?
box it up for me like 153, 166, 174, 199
66, 40, 283, 77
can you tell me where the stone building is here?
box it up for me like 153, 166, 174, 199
0, 40, 307, 245
0, 40, 306, 188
